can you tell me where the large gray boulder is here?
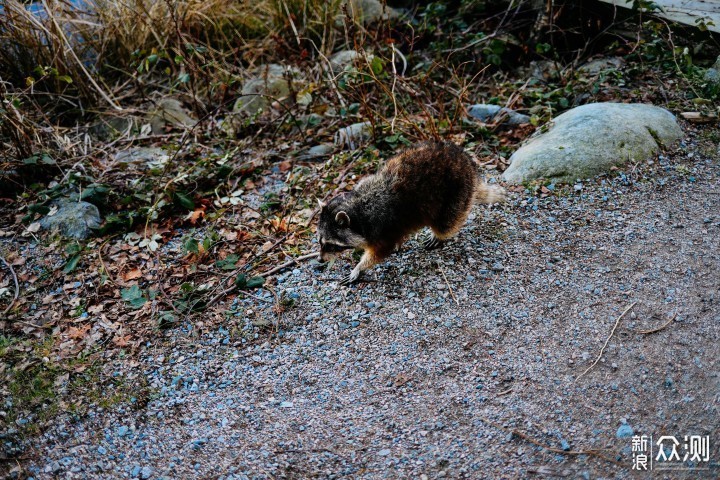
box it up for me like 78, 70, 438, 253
39, 198, 102, 239
502, 103, 683, 184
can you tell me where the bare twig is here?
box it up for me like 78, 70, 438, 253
633, 313, 676, 335
476, 416, 622, 466
260, 252, 320, 277
0, 254, 20, 316
575, 301, 637, 382
438, 264, 460, 306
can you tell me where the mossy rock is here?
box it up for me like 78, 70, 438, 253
502, 103, 683, 184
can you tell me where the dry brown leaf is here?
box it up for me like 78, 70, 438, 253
186, 208, 205, 225
122, 268, 142, 281
66, 324, 91, 340
88, 304, 104, 314
113, 335, 131, 347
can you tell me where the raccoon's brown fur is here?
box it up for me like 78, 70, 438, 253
317, 141, 505, 284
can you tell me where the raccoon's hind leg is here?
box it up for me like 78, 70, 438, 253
422, 233, 444, 250
425, 203, 473, 250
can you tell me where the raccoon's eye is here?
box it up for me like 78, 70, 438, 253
323, 243, 346, 252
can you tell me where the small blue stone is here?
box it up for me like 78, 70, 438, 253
97, 446, 107, 455
616, 424, 634, 439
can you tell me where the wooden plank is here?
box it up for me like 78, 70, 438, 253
597, 0, 720, 33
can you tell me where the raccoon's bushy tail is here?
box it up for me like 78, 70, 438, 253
474, 182, 506, 205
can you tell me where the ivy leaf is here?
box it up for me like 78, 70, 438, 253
121, 285, 147, 309
215, 254, 239, 270
63, 254, 81, 274
183, 237, 199, 254
174, 191, 195, 210
246, 276, 265, 288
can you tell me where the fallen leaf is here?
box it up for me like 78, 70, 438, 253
185, 208, 205, 224
88, 304, 104, 314
122, 268, 142, 281
112, 335, 131, 347
66, 324, 91, 340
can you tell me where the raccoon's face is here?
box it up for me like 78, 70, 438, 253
317, 196, 364, 262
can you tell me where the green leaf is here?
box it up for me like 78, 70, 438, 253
63, 254, 81, 274
28, 203, 50, 215
174, 191, 195, 210
183, 237, 199, 254
157, 311, 177, 329
370, 56, 384, 75
235, 273, 247, 289
215, 254, 239, 270
121, 285, 147, 309
65, 243, 82, 255
56, 75, 73, 84
246, 276, 265, 288
178, 73, 190, 83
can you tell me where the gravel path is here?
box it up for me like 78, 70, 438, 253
19, 133, 720, 479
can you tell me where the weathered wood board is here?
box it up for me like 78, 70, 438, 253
597, 0, 720, 33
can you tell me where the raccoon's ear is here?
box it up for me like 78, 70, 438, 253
317, 199, 327, 209
335, 211, 350, 227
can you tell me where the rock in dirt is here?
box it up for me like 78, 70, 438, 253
704, 55, 720, 86
147, 98, 197, 134
298, 143, 335, 160
502, 103, 683, 184
115, 147, 170, 168
233, 65, 297, 116
467, 104, 530, 125
616, 423, 634, 439
330, 50, 363, 73
578, 56, 625, 75
39, 198, 102, 239
335, 122, 372, 149
341, 0, 400, 25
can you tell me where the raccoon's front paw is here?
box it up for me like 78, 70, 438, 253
339, 270, 361, 286
422, 235, 443, 250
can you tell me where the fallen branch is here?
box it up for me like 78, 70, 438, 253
260, 252, 320, 277
633, 313, 676, 335
0, 254, 20, 317
206, 252, 320, 308
575, 301, 637, 382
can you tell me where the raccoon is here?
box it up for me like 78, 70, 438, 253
317, 141, 505, 285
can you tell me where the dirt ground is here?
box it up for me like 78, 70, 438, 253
5, 125, 716, 479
